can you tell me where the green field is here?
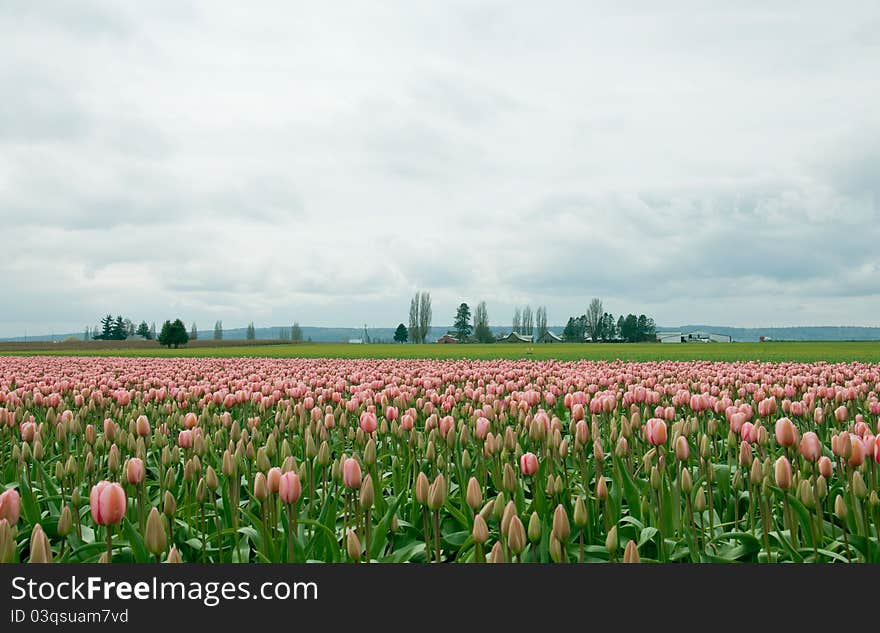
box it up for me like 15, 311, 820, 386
2, 341, 880, 362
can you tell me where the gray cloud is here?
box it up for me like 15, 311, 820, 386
0, 1, 878, 337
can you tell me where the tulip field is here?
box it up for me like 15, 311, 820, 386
2, 355, 880, 563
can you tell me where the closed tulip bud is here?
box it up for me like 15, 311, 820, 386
89, 481, 126, 526
501, 500, 516, 535
279, 471, 302, 505
472, 514, 489, 544
0, 519, 14, 563
415, 472, 429, 505
680, 467, 693, 493
28, 524, 52, 563
346, 529, 361, 561
694, 486, 707, 512
253, 472, 268, 501
605, 525, 618, 555
623, 539, 640, 563
492, 492, 506, 521
699, 435, 710, 460
71, 488, 81, 508
815, 475, 828, 500
552, 504, 570, 542
256, 447, 270, 473
359, 474, 374, 510
342, 457, 362, 490
222, 450, 236, 477
834, 494, 848, 519
507, 514, 527, 555
593, 440, 605, 463
650, 466, 661, 491
163, 490, 176, 517
738, 441, 753, 467
205, 466, 219, 491
554, 474, 564, 496
573, 496, 588, 527
145, 507, 167, 555
503, 462, 517, 492
196, 478, 206, 503
166, 546, 182, 563
528, 511, 541, 543
427, 474, 447, 511
316, 440, 331, 467
749, 459, 762, 486
596, 476, 608, 501
674, 435, 690, 462
818, 456, 833, 479
107, 444, 120, 473
489, 540, 506, 563
774, 456, 792, 490
363, 439, 376, 467
466, 477, 482, 512
852, 471, 867, 499
57, 505, 72, 537
549, 534, 563, 563
798, 479, 814, 509
871, 491, 879, 507
615, 436, 629, 457
0, 489, 21, 526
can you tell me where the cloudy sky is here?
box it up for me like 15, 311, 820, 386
1, 1, 879, 337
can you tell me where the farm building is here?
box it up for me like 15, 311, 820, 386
657, 331, 731, 343
436, 334, 459, 344
347, 338, 364, 344
538, 331, 563, 343
498, 332, 533, 343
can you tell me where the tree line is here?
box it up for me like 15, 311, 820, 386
562, 298, 657, 342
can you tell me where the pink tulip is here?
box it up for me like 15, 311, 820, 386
178, 429, 193, 449
740, 422, 757, 444
183, 412, 198, 429
834, 406, 848, 423
644, 418, 667, 445
359, 411, 377, 434
0, 489, 21, 525
135, 415, 150, 436
125, 457, 145, 485
267, 467, 282, 494
343, 458, 362, 489
818, 456, 833, 478
475, 417, 490, 440
798, 432, 821, 462
774, 417, 798, 448
89, 481, 127, 526
278, 472, 302, 504
520, 452, 538, 476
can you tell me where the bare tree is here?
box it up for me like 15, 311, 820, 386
522, 305, 534, 338
418, 290, 432, 343
586, 298, 603, 342
409, 294, 420, 343
512, 307, 521, 334
473, 301, 493, 343
536, 306, 548, 340
213, 320, 223, 340
190, 322, 198, 340
291, 322, 303, 342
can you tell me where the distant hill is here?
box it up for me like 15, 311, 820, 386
3, 325, 880, 344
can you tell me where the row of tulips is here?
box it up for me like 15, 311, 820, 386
1, 356, 879, 562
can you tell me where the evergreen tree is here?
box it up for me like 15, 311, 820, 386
98, 314, 113, 340
111, 315, 127, 340
158, 319, 189, 348
136, 321, 150, 339
394, 323, 408, 343
453, 303, 472, 341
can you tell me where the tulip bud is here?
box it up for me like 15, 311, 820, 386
363, 439, 376, 467
774, 456, 792, 490
507, 515, 526, 555
28, 524, 52, 563
552, 504, 570, 542
605, 525, 618, 556
163, 490, 176, 517
57, 505, 73, 537
466, 477, 482, 512
502, 462, 517, 493
549, 534, 563, 563
145, 507, 167, 555
253, 472, 268, 501
694, 486, 707, 512
573, 496, 588, 527
415, 472, 429, 506
680, 468, 693, 494
346, 529, 361, 561
834, 494, 848, 519
596, 476, 608, 501
473, 514, 489, 544
427, 474, 447, 511
359, 474, 374, 510
738, 441, 753, 467
528, 512, 541, 543
853, 471, 867, 499
205, 466, 219, 491
798, 479, 814, 509
0, 519, 15, 563
650, 466, 661, 491
166, 546, 182, 563
623, 539, 640, 563
489, 540, 506, 563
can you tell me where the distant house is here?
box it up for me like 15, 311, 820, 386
498, 332, 533, 343
348, 338, 364, 344
436, 334, 459, 344
538, 331, 563, 343
657, 331, 731, 343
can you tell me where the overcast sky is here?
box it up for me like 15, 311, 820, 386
1, 1, 879, 337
